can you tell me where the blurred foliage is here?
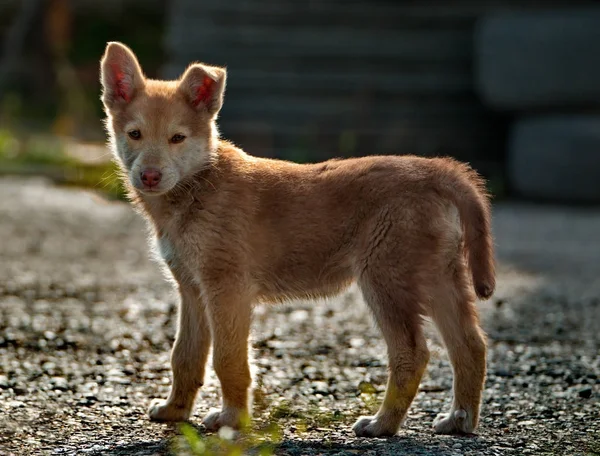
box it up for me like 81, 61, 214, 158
173, 415, 280, 456
268, 400, 355, 430
0, 128, 126, 200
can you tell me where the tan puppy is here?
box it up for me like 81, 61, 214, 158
100, 42, 495, 438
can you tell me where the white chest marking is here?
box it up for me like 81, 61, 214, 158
157, 234, 177, 267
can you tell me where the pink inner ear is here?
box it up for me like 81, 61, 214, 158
193, 76, 215, 108
111, 63, 131, 102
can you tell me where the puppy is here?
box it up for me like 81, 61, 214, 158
100, 41, 494, 437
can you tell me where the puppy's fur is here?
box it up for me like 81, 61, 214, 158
100, 42, 495, 437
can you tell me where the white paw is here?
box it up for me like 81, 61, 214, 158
202, 407, 246, 432
352, 415, 398, 437
433, 409, 474, 434
148, 399, 190, 422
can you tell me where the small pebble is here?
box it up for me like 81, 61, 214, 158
578, 387, 593, 399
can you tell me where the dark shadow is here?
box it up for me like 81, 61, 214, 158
87, 433, 472, 456
275, 435, 463, 455
87, 439, 172, 456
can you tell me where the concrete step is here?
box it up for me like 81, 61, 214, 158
475, 9, 600, 110
508, 115, 600, 202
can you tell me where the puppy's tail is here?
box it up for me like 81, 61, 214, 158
434, 159, 496, 299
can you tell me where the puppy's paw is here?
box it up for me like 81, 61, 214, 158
148, 399, 190, 422
352, 415, 398, 438
433, 409, 474, 435
202, 407, 246, 433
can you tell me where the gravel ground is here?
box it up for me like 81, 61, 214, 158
0, 176, 598, 456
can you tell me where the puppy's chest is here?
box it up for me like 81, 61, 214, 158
153, 211, 205, 270
155, 227, 208, 275
156, 234, 179, 268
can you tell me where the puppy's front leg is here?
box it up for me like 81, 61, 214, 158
201, 292, 252, 432
149, 279, 211, 422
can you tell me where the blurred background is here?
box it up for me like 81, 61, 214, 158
1, 0, 600, 202
1, 2, 600, 454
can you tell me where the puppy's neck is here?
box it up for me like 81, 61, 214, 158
133, 172, 205, 225
131, 148, 231, 233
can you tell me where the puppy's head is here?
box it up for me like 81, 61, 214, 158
100, 42, 226, 196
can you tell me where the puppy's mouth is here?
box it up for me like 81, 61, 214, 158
130, 181, 173, 196
142, 186, 163, 194
136, 186, 171, 196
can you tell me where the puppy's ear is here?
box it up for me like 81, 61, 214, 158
100, 42, 145, 109
178, 63, 227, 116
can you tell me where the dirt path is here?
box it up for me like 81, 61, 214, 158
0, 177, 598, 456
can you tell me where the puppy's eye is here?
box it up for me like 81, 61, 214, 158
170, 134, 186, 144
128, 130, 141, 140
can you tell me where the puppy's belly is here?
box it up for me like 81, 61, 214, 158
256, 267, 355, 303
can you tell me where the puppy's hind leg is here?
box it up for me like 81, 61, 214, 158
430, 257, 487, 435
352, 273, 430, 438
